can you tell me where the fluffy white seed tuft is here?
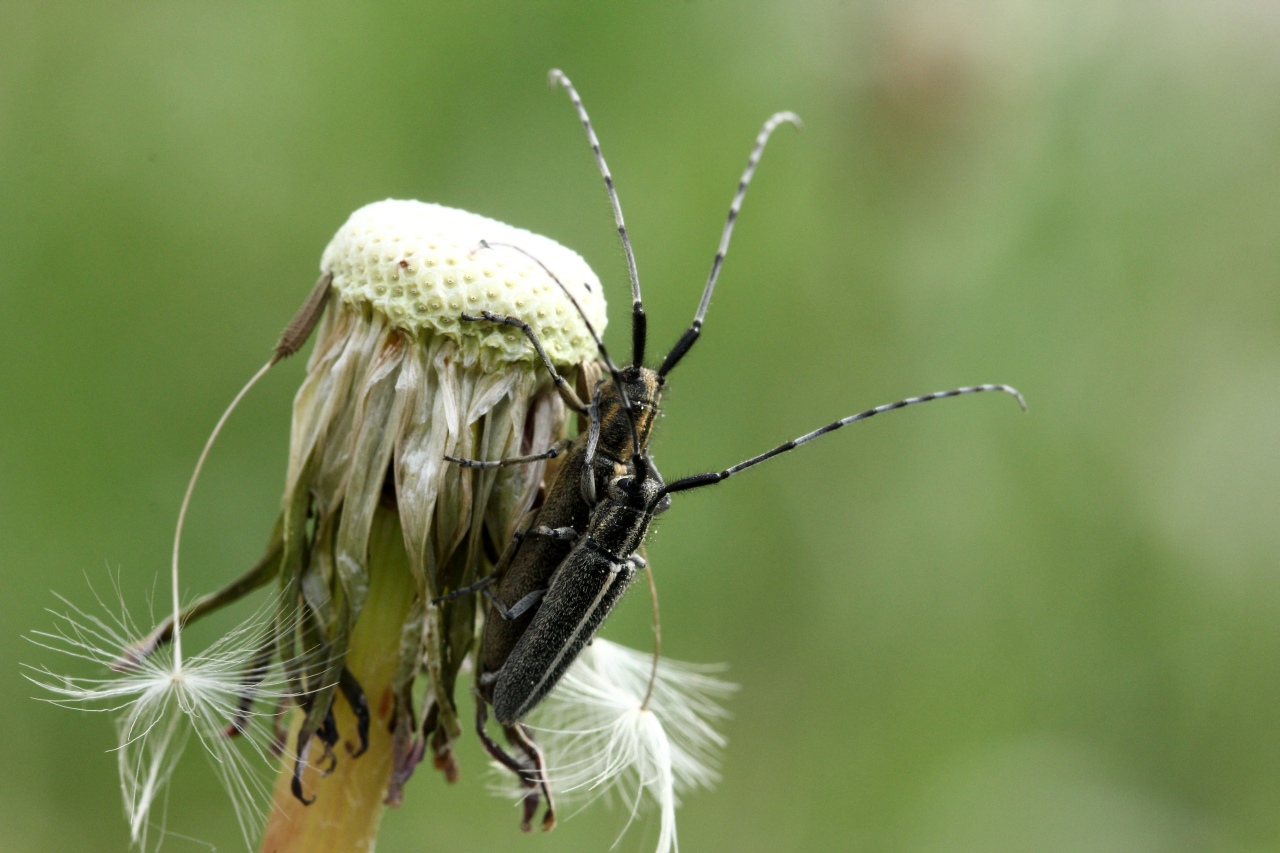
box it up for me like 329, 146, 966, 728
514, 639, 737, 853
26, 588, 309, 851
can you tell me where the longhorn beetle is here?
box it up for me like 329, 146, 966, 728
436, 70, 1025, 834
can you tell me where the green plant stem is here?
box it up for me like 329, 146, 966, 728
260, 504, 416, 853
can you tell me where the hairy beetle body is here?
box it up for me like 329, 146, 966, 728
490, 470, 665, 724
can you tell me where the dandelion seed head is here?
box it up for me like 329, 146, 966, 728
322, 200, 607, 365
499, 639, 737, 853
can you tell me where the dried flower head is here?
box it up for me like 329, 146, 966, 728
274, 199, 606, 807
32, 199, 612, 850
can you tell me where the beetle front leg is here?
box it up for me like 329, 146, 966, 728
444, 437, 573, 469
432, 572, 496, 605
460, 311, 588, 412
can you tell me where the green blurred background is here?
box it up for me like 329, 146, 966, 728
4, 2, 1279, 851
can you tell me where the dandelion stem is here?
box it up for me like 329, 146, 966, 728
259, 504, 417, 852
170, 358, 275, 670
641, 564, 661, 712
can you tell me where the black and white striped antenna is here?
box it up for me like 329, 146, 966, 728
659, 110, 801, 377
654, 384, 1026, 506
549, 69, 649, 369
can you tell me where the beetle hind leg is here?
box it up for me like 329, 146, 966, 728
505, 721, 556, 831
474, 700, 555, 831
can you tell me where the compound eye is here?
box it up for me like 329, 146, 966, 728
608, 476, 634, 500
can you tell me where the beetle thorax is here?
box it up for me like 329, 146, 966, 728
596, 366, 663, 463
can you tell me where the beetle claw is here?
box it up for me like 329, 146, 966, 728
291, 732, 316, 806
339, 667, 370, 758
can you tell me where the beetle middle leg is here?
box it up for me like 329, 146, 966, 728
484, 586, 546, 621
433, 578, 547, 621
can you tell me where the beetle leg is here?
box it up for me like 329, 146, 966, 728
527, 525, 578, 541
505, 722, 556, 831
484, 586, 546, 621
338, 667, 370, 758
475, 699, 542, 832
444, 437, 573, 469
432, 572, 496, 605
579, 383, 605, 505
460, 311, 588, 413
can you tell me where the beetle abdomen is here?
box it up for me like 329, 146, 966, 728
491, 553, 634, 724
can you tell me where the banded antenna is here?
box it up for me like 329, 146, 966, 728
476, 241, 646, 470
549, 69, 648, 368
653, 384, 1027, 508
659, 111, 801, 378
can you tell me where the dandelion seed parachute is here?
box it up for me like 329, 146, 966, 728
26, 593, 311, 851
519, 639, 737, 853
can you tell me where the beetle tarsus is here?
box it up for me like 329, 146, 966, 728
529, 525, 578, 541
339, 667, 370, 758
